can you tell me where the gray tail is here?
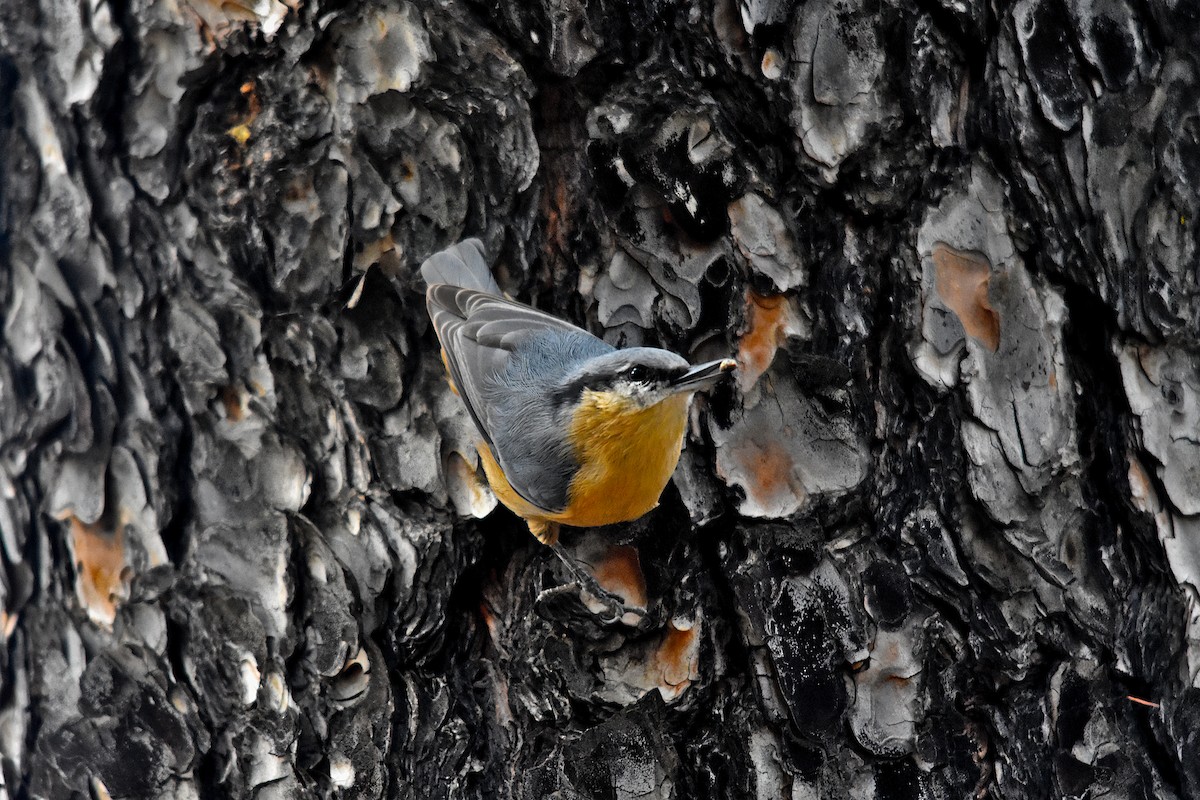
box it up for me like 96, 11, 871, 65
419, 238, 502, 295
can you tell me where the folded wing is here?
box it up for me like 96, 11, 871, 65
426, 284, 609, 512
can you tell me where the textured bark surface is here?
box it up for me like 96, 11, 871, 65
2, 0, 1200, 797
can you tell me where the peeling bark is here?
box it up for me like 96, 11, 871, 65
2, 0, 1199, 798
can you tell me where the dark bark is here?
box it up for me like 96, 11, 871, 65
1, 0, 1199, 798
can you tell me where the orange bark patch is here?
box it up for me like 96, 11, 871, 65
221, 384, 246, 421
216, 0, 259, 22
479, 599, 501, 647
736, 291, 796, 390
741, 438, 805, 511
589, 545, 648, 610
68, 515, 128, 627
653, 621, 700, 698
354, 232, 398, 273
184, 0, 289, 41
1127, 457, 1150, 498
283, 176, 310, 204
931, 243, 1000, 352
761, 49, 782, 77
545, 179, 571, 259
1126, 455, 1157, 513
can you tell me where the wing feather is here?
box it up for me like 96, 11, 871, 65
419, 239, 502, 294
426, 284, 609, 512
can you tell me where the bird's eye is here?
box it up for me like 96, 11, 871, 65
626, 365, 650, 383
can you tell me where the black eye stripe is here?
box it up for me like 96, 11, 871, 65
560, 359, 686, 397
621, 364, 690, 384
626, 365, 650, 382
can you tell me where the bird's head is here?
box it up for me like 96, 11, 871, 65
563, 348, 736, 408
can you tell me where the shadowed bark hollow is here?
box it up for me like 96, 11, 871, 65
1, 0, 1199, 798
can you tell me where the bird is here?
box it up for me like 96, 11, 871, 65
421, 238, 735, 549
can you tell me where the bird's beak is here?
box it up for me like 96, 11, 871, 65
669, 358, 737, 392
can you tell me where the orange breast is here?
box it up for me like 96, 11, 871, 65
475, 391, 692, 530
557, 390, 691, 527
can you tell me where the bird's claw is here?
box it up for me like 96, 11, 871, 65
578, 582, 629, 625
547, 541, 634, 624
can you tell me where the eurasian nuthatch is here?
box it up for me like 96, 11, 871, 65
422, 239, 734, 546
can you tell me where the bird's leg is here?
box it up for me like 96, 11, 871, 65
545, 541, 591, 585
528, 521, 628, 623
528, 519, 559, 547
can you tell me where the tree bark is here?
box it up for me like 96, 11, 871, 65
2, 0, 1199, 798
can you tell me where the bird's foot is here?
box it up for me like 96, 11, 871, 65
546, 541, 631, 625
530, 521, 634, 623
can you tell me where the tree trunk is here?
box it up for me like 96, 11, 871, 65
2, 0, 1198, 797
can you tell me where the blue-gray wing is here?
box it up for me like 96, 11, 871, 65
426, 284, 611, 512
